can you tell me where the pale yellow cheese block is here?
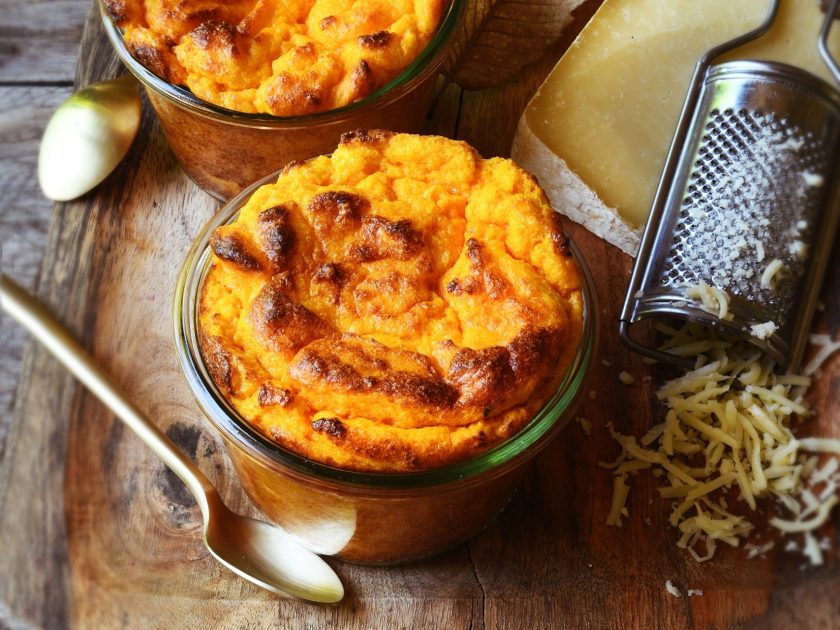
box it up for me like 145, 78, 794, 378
512, 0, 840, 256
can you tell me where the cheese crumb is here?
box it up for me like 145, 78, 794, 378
745, 541, 774, 559
618, 371, 635, 385
687, 589, 704, 597
801, 172, 824, 187
788, 240, 807, 260
665, 580, 682, 598
750, 321, 777, 340
575, 416, 592, 435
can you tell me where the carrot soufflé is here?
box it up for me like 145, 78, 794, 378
104, 0, 447, 115
198, 131, 584, 472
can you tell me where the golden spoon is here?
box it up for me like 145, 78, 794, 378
38, 74, 141, 201
0, 274, 344, 604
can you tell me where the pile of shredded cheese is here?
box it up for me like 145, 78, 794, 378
603, 323, 840, 565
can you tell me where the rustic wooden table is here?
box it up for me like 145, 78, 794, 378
2, 1, 838, 628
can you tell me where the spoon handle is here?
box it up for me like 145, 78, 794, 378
0, 274, 217, 518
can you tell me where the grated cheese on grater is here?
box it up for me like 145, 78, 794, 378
801, 171, 824, 188
760, 258, 785, 289
672, 115, 817, 305
605, 324, 840, 564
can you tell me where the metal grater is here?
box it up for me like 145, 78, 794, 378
620, 0, 840, 370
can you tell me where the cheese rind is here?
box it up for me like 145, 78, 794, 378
511, 119, 641, 255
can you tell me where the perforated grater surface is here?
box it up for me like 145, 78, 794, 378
620, 0, 840, 370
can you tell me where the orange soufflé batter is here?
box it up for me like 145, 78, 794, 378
105, 0, 446, 115
198, 131, 584, 471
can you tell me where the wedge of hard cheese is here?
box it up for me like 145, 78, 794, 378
513, 0, 840, 256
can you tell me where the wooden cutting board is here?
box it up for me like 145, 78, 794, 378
1, 2, 838, 627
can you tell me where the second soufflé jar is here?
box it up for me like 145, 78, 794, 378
100, 0, 463, 199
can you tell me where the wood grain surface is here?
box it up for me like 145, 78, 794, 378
1, 1, 839, 628
0, 0, 89, 490
0, 1, 87, 83
0, 86, 68, 436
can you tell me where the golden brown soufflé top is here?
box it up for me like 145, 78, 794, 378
198, 131, 584, 472
105, 0, 446, 116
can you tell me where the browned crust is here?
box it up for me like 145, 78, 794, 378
549, 211, 573, 258
181, 8, 229, 28
312, 262, 344, 284
447, 326, 562, 413
446, 239, 509, 299
286, 326, 560, 419
289, 339, 457, 410
258, 204, 296, 272
307, 190, 368, 228
346, 60, 376, 102
447, 346, 515, 411
258, 383, 294, 407
262, 73, 323, 116
248, 275, 334, 353
507, 326, 559, 384
209, 228, 263, 271
127, 42, 171, 81
199, 332, 235, 397
311, 262, 346, 305
310, 417, 347, 439
349, 216, 423, 262
339, 129, 396, 146
358, 31, 393, 49
190, 20, 238, 54
103, 0, 130, 24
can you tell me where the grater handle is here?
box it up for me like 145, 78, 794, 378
819, 0, 840, 83
619, 0, 781, 365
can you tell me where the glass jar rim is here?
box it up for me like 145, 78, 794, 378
99, 0, 464, 127
174, 169, 598, 490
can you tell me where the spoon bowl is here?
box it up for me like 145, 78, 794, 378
203, 494, 344, 603
38, 74, 141, 201
0, 274, 344, 604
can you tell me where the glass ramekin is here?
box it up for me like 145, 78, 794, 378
173, 171, 599, 564
99, 1, 464, 200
